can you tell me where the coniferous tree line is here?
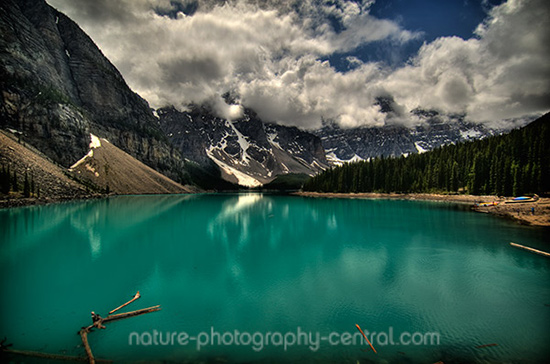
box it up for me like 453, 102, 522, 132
1, 165, 39, 198
303, 114, 549, 196
1, 164, 15, 194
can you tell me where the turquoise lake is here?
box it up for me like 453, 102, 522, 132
1, 194, 549, 363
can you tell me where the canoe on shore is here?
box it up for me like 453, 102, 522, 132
476, 201, 499, 207
505, 195, 539, 204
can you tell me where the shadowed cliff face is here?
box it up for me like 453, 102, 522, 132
0, 0, 188, 183
0, 0, 89, 167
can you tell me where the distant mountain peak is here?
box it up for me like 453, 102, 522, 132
158, 107, 328, 187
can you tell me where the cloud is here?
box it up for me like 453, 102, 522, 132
47, 0, 549, 128
384, 0, 550, 126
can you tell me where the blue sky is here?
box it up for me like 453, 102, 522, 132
328, 0, 507, 69
48, 0, 549, 128
371, 0, 503, 39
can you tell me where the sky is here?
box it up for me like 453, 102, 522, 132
47, 0, 550, 129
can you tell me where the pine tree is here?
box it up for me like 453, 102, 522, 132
512, 162, 521, 196
450, 161, 459, 192
23, 171, 31, 198
1, 165, 10, 194
12, 170, 18, 192
31, 173, 35, 197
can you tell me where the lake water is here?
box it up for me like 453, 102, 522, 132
1, 194, 549, 363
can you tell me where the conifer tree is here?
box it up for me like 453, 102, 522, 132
31, 173, 35, 196
1, 165, 5, 192
0, 165, 9, 194
12, 170, 18, 192
23, 171, 31, 198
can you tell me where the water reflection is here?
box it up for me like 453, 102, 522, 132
0, 195, 549, 363
208, 193, 265, 251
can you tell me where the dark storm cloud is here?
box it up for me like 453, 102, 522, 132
160, 57, 224, 84
154, 1, 200, 18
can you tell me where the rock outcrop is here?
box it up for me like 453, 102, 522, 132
0, 0, 189, 184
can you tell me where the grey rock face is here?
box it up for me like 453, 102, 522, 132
0, 0, 187, 183
158, 106, 328, 186
316, 111, 499, 165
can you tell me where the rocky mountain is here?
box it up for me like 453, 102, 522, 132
0, 0, 198, 188
69, 134, 195, 194
316, 109, 501, 166
157, 106, 328, 187
0, 129, 192, 206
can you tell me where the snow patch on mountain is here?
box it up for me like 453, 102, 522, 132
326, 152, 364, 166
206, 148, 262, 187
227, 120, 251, 165
414, 142, 428, 154
89, 134, 101, 149
267, 130, 281, 149
460, 129, 482, 139
70, 134, 102, 169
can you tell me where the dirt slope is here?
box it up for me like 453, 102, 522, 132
0, 130, 89, 204
69, 134, 194, 195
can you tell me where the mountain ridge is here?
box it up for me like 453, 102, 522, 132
157, 105, 329, 187
315, 110, 507, 165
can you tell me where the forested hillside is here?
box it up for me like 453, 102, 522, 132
303, 113, 549, 196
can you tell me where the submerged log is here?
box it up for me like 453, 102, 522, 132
2, 293, 160, 364
475, 343, 498, 349
79, 329, 95, 364
510, 242, 550, 257
2, 348, 111, 363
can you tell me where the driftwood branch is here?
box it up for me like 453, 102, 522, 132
79, 329, 95, 364
510, 242, 550, 257
109, 291, 140, 314
104, 305, 161, 324
2, 293, 159, 364
81, 305, 162, 334
76, 293, 161, 364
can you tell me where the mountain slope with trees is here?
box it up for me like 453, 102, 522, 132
0, 130, 89, 205
303, 113, 549, 196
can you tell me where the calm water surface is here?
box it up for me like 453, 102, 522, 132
1, 194, 549, 363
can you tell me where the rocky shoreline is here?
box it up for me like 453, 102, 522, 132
294, 191, 550, 227
0, 194, 106, 209
3, 190, 549, 227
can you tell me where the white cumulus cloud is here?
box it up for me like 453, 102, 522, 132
47, 0, 549, 128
